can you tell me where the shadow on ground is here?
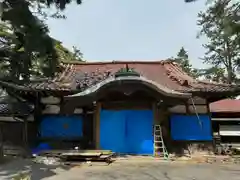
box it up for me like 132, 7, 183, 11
0, 157, 72, 180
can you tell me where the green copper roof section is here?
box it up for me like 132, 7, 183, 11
115, 64, 140, 78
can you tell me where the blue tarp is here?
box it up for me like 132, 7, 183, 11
32, 143, 51, 155
40, 115, 83, 138
170, 114, 212, 141
100, 110, 153, 155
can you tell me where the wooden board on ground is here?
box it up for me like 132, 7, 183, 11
60, 151, 114, 164
61, 152, 102, 157
39, 149, 113, 157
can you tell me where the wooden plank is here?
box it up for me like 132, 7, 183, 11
61, 152, 102, 157
39, 149, 113, 157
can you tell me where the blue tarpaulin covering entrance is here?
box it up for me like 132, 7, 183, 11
100, 110, 153, 155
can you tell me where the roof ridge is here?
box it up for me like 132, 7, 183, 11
61, 60, 171, 65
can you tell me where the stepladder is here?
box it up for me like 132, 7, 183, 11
154, 124, 169, 159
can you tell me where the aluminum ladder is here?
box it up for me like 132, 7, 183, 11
154, 125, 169, 160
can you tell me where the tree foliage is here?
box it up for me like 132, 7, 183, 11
0, 0, 82, 83
54, 40, 83, 62
197, 67, 226, 82
197, 0, 240, 84
72, 46, 83, 61
0, 21, 83, 81
173, 47, 199, 78
0, 0, 83, 82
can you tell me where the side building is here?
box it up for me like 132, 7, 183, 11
210, 99, 240, 153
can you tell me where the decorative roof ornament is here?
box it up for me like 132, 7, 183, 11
115, 64, 140, 78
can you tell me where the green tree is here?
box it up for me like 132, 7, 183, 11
0, 0, 58, 82
54, 41, 83, 62
72, 46, 83, 61
0, 0, 83, 83
173, 47, 199, 78
197, 67, 226, 82
0, 21, 83, 81
197, 0, 240, 84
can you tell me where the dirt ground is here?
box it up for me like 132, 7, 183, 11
1, 158, 240, 180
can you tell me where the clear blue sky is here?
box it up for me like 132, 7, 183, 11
46, 0, 208, 68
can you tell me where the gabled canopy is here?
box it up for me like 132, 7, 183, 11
65, 74, 191, 99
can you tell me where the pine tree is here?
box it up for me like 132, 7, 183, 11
173, 47, 199, 78
197, 0, 240, 84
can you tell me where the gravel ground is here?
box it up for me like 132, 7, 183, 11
1, 158, 240, 180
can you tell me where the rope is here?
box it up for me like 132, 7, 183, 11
190, 97, 203, 129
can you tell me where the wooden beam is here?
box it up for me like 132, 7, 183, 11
102, 101, 152, 110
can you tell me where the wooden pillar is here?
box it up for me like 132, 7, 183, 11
206, 99, 213, 136
23, 117, 30, 157
206, 100, 211, 116
206, 99, 215, 153
23, 118, 28, 146
93, 102, 101, 149
0, 123, 3, 162
185, 101, 190, 115
159, 104, 170, 151
82, 107, 87, 142
34, 92, 41, 141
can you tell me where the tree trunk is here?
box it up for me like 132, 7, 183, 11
227, 68, 233, 84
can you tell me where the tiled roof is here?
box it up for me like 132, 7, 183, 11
210, 99, 240, 113
0, 103, 33, 116
0, 91, 33, 116
0, 60, 239, 94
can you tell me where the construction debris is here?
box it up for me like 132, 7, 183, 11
33, 156, 61, 166
60, 150, 114, 165
32, 149, 114, 166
